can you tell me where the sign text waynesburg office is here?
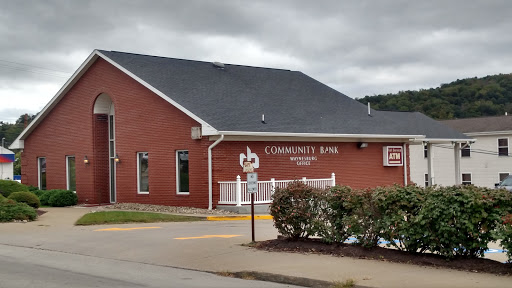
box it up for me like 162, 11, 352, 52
264, 145, 339, 166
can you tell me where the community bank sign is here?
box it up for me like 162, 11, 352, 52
240, 145, 339, 167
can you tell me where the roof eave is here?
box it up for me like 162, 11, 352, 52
216, 130, 425, 140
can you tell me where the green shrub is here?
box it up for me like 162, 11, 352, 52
48, 190, 78, 207
499, 214, 512, 262
418, 185, 511, 258
343, 188, 384, 248
8, 192, 41, 208
31, 189, 45, 198
27, 185, 39, 192
317, 185, 353, 244
270, 181, 325, 240
0, 194, 7, 203
0, 179, 29, 197
39, 190, 57, 206
0, 201, 37, 222
375, 185, 426, 252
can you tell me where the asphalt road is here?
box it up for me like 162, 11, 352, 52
0, 244, 300, 288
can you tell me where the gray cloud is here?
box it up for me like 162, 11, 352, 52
1, 0, 512, 122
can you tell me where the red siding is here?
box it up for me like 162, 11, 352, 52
21, 58, 411, 209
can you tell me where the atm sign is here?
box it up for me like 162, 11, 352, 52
383, 146, 403, 166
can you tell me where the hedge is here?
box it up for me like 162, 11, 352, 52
0, 180, 29, 197
8, 192, 41, 209
48, 190, 78, 207
0, 201, 37, 222
271, 182, 512, 260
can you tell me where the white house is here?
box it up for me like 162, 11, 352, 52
0, 146, 15, 180
410, 115, 512, 188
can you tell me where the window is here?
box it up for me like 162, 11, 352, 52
462, 173, 472, 185
176, 150, 189, 194
499, 173, 509, 182
424, 174, 429, 187
498, 138, 508, 156
38, 157, 46, 190
66, 156, 76, 191
423, 145, 428, 158
461, 144, 471, 157
137, 152, 149, 194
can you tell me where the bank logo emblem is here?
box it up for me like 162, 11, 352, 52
240, 146, 259, 169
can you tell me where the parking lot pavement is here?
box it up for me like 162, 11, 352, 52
1, 207, 511, 288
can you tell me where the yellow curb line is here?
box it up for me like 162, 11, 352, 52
174, 235, 242, 240
94, 227, 162, 231
206, 215, 273, 221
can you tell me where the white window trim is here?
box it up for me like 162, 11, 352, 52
498, 137, 509, 156
66, 155, 76, 192
176, 150, 189, 195
499, 172, 510, 182
38, 157, 46, 190
137, 152, 149, 194
461, 172, 472, 185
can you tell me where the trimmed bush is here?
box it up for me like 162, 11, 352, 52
0, 179, 29, 197
0, 194, 7, 203
48, 190, 78, 207
418, 185, 512, 258
8, 192, 41, 208
0, 201, 37, 222
343, 188, 384, 248
317, 185, 353, 244
499, 214, 512, 262
39, 190, 57, 206
270, 181, 325, 239
27, 185, 39, 192
375, 185, 426, 252
31, 189, 46, 198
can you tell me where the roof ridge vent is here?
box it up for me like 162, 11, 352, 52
212, 61, 225, 69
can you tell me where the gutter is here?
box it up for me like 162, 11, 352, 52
208, 134, 224, 210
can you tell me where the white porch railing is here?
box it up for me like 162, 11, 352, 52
218, 173, 336, 206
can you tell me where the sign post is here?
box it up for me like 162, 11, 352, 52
247, 172, 258, 242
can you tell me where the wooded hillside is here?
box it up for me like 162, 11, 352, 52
357, 73, 512, 120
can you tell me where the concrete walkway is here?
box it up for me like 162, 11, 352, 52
1, 207, 510, 288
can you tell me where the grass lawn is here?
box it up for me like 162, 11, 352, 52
75, 211, 205, 225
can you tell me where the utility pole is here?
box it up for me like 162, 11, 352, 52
1, 137, 4, 148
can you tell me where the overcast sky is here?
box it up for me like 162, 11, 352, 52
1, 0, 511, 123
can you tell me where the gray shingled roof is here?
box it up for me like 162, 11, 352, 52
442, 115, 512, 133
99, 50, 468, 139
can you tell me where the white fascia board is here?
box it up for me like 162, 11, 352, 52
96, 51, 215, 132
410, 138, 476, 144
464, 131, 512, 136
9, 51, 101, 149
215, 131, 425, 140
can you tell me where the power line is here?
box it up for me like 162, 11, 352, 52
0, 59, 71, 73
431, 143, 512, 157
0, 59, 71, 79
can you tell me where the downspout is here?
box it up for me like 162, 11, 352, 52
403, 143, 408, 185
208, 134, 224, 210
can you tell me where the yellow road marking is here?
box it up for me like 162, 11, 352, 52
206, 215, 273, 221
174, 234, 242, 240
94, 227, 162, 231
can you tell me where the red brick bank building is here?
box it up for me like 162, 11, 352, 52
10, 50, 468, 210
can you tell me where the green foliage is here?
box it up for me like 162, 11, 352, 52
499, 214, 512, 262
357, 73, 512, 119
0, 201, 37, 222
0, 194, 6, 203
39, 190, 57, 206
27, 185, 39, 192
31, 189, 45, 198
48, 190, 78, 207
0, 179, 29, 197
375, 185, 426, 252
13, 152, 21, 175
317, 185, 353, 244
270, 181, 326, 240
343, 188, 383, 248
0, 113, 37, 148
8, 191, 40, 208
271, 183, 512, 260
418, 185, 511, 258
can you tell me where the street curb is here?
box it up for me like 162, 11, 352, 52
206, 215, 273, 221
216, 271, 370, 288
